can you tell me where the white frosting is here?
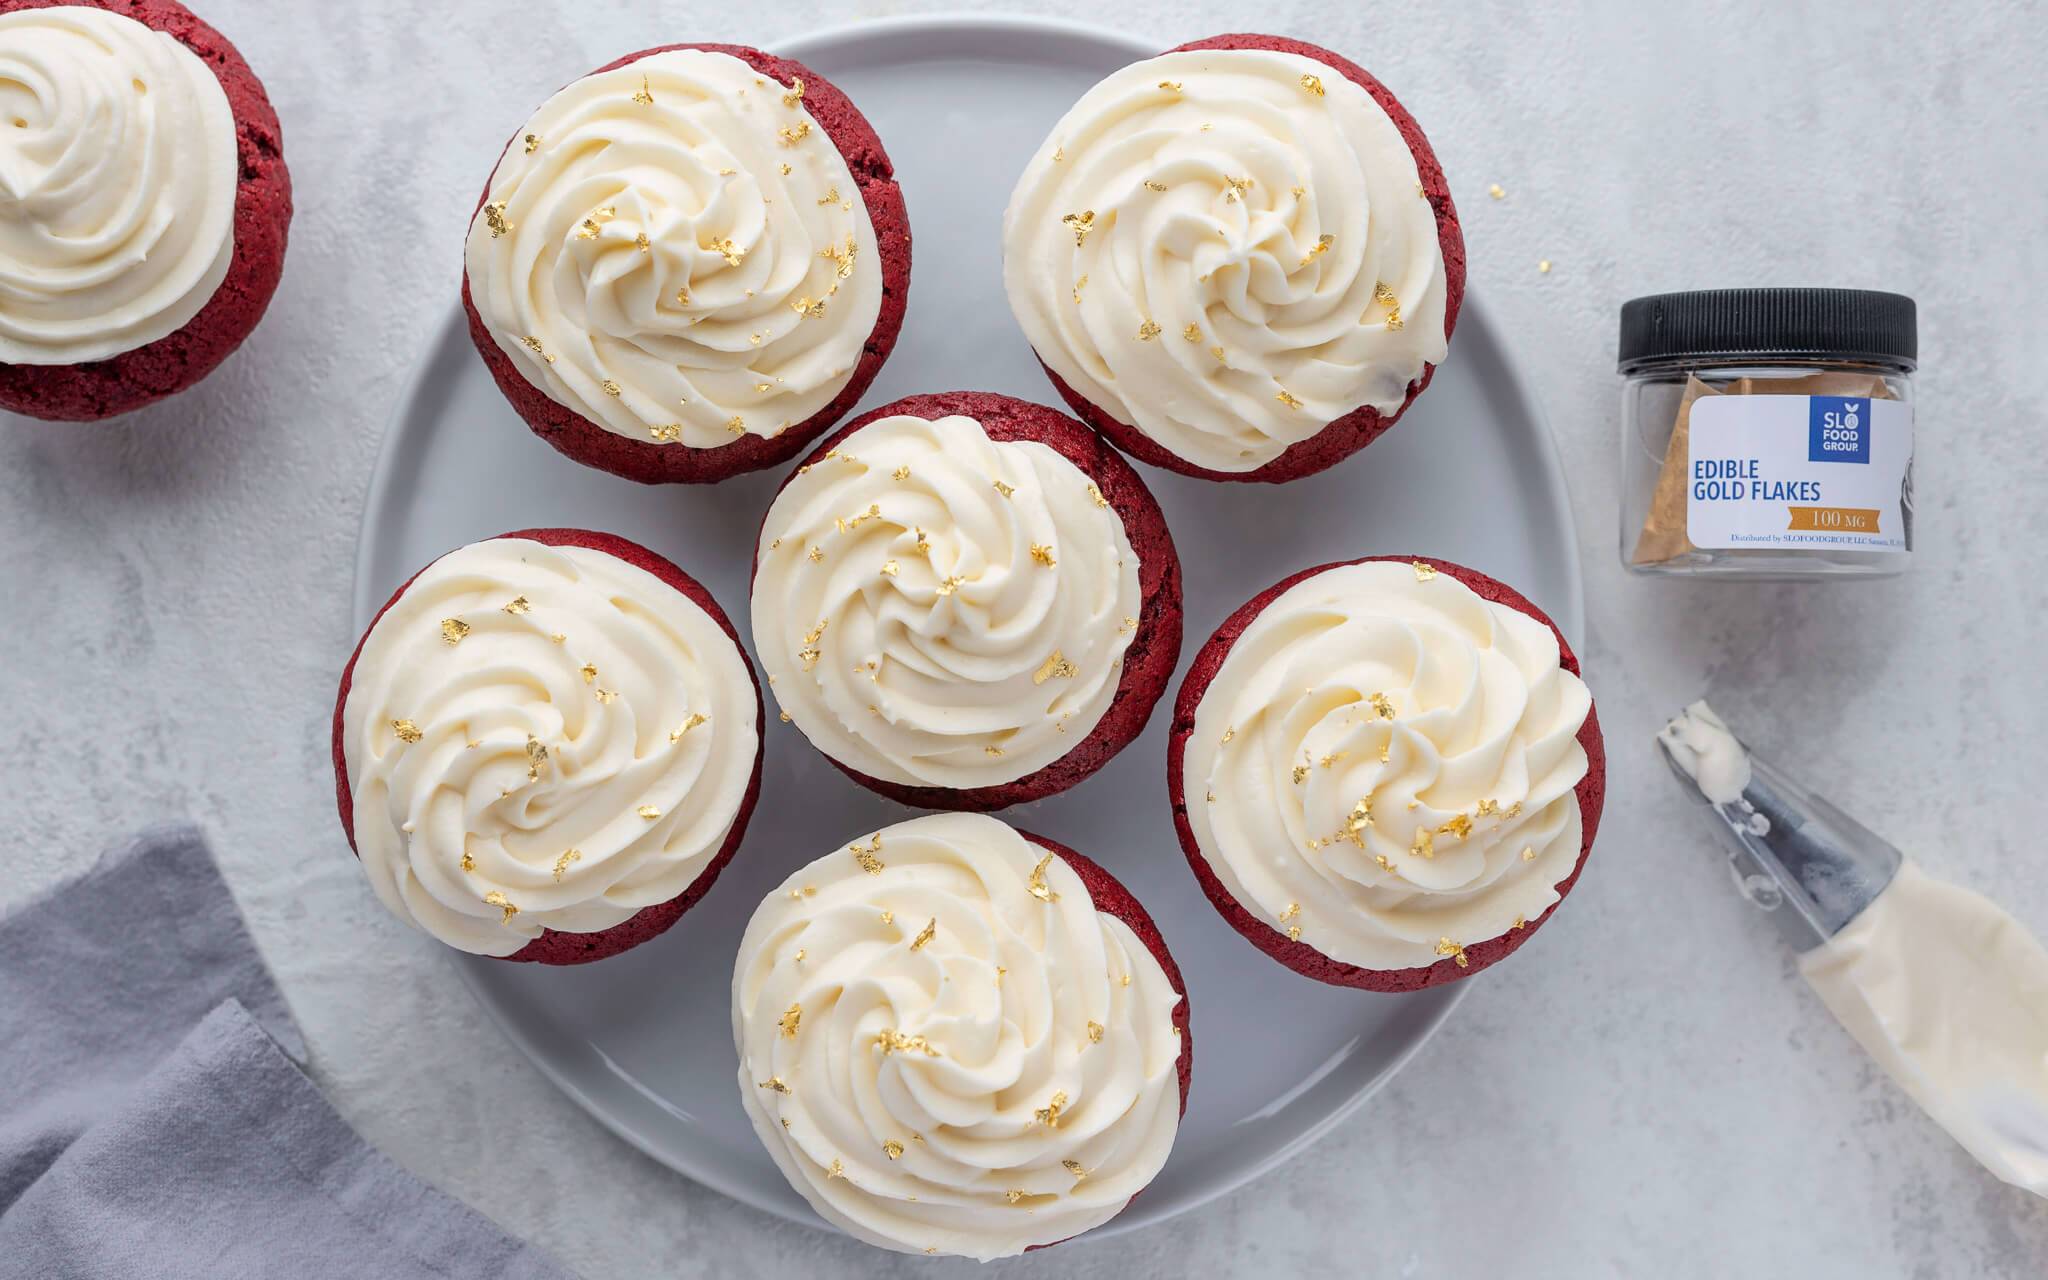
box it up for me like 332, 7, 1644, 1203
1181, 561, 1591, 970
1002, 48, 1448, 473
0, 5, 237, 365
751, 413, 1141, 789
463, 49, 882, 449
1657, 700, 1751, 807
341, 537, 758, 957
732, 813, 1184, 1259
1801, 861, 2048, 1199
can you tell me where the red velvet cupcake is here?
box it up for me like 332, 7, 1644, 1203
462, 43, 909, 484
0, 0, 291, 421
1002, 33, 1463, 482
750, 390, 1181, 811
1169, 556, 1604, 990
333, 528, 763, 965
732, 813, 1189, 1260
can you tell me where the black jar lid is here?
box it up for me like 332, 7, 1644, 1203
1617, 288, 1916, 373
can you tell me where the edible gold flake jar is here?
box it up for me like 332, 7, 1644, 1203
1619, 288, 1917, 579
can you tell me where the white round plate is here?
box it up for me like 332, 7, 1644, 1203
354, 13, 1582, 1245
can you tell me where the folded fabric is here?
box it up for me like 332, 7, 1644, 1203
0, 825, 572, 1280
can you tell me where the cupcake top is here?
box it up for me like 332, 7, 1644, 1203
1180, 561, 1590, 970
752, 411, 1141, 789
1003, 46, 1449, 473
732, 813, 1183, 1260
0, 4, 237, 365
463, 47, 882, 450
341, 537, 758, 956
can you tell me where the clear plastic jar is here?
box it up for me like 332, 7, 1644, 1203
1618, 289, 1917, 580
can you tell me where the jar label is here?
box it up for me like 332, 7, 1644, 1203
1686, 395, 1911, 552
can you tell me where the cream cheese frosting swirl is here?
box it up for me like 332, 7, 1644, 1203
341, 537, 758, 957
733, 813, 1184, 1260
0, 5, 237, 365
464, 49, 882, 449
752, 413, 1141, 788
1181, 561, 1590, 970
1003, 48, 1448, 472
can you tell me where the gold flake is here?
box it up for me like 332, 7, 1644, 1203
820, 234, 858, 278
825, 1158, 844, 1179
1538, 259, 1553, 274
1376, 854, 1398, 874
1300, 233, 1334, 267
1136, 319, 1162, 341
600, 380, 622, 398
1143, 180, 1168, 192
1279, 902, 1301, 922
1511, 914, 1527, 931
794, 948, 806, 962
675, 286, 690, 306
1158, 79, 1182, 91
1411, 560, 1439, 582
1276, 388, 1303, 410
780, 1003, 802, 1038
1034, 650, 1077, 684
777, 122, 811, 146
879, 560, 900, 578
1438, 813, 1473, 839
631, 75, 654, 105
638, 805, 661, 820
851, 833, 885, 874
873, 1029, 940, 1057
992, 478, 1016, 498
1507, 802, 1523, 817
1291, 184, 1305, 197
883, 1140, 904, 1160
782, 78, 805, 108
816, 185, 839, 205
1053, 145, 1064, 162
579, 662, 598, 684
483, 890, 518, 922
391, 719, 422, 743
779, 162, 791, 175
1300, 72, 1325, 97
891, 465, 911, 481
1061, 209, 1096, 246
1034, 1090, 1068, 1127
1072, 274, 1088, 304
552, 848, 581, 881
1287, 925, 1303, 942
935, 574, 965, 597
649, 423, 682, 442
635, 231, 650, 254
523, 134, 540, 153
984, 745, 1004, 757
460, 850, 476, 872
482, 201, 511, 238
1412, 827, 1436, 859
1435, 936, 1470, 968
1292, 765, 1310, 784
1120, 973, 1131, 987
549, 633, 566, 644
718, 167, 736, 176
1370, 691, 1396, 719
1371, 280, 1404, 331
711, 238, 745, 267
595, 688, 618, 705
1006, 1190, 1027, 1205
501, 595, 531, 614
726, 416, 747, 437
798, 646, 822, 672
910, 917, 936, 950
519, 335, 553, 363
803, 884, 817, 896
1521, 846, 1536, 861
807, 546, 824, 563
1220, 725, 1235, 744
1086, 482, 1109, 507
1027, 850, 1060, 902
1488, 183, 1506, 200
440, 617, 470, 645
1183, 323, 1202, 342
759, 1076, 790, 1093
1087, 1021, 1104, 1044
1029, 543, 1057, 567
1319, 750, 1348, 769
880, 910, 893, 925
525, 735, 548, 779
1223, 175, 1252, 203
791, 296, 826, 319
1064, 1159, 1088, 1181
1210, 345, 1226, 362
1476, 798, 1501, 817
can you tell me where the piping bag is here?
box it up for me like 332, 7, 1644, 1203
1658, 702, 2048, 1198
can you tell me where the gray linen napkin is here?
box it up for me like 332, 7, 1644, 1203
0, 825, 572, 1280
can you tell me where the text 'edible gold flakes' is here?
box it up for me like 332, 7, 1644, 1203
440, 618, 469, 645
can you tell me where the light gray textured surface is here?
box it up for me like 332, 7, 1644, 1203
2, 1, 2044, 1276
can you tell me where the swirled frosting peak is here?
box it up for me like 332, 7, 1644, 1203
0, 5, 237, 365
733, 813, 1184, 1259
464, 49, 882, 449
1181, 561, 1591, 971
752, 412, 1141, 789
341, 537, 758, 956
1003, 47, 1449, 472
